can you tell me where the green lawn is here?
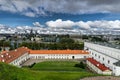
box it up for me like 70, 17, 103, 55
0, 61, 100, 80
32, 71, 98, 80
31, 61, 85, 71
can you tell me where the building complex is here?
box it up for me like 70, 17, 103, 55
0, 47, 89, 67
0, 42, 120, 76
85, 42, 120, 76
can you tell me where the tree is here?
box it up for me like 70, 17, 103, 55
60, 38, 74, 44
79, 62, 85, 69
74, 62, 86, 69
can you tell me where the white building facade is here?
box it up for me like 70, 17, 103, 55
9, 52, 29, 67
85, 42, 120, 76
29, 50, 89, 59
29, 54, 89, 59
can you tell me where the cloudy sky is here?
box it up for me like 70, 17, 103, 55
0, 0, 120, 34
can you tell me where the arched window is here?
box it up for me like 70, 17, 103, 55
72, 56, 75, 59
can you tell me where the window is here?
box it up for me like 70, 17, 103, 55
72, 56, 75, 59
95, 54, 97, 56
103, 57, 104, 61
92, 53, 94, 55
84, 56, 86, 58
99, 56, 100, 58
108, 60, 110, 64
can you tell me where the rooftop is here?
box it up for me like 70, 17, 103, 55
89, 42, 120, 49
87, 58, 110, 71
30, 50, 89, 54
0, 47, 29, 63
0, 47, 89, 63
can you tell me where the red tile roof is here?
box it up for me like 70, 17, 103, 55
29, 50, 89, 54
0, 51, 8, 54
0, 46, 89, 63
0, 47, 29, 63
87, 58, 110, 71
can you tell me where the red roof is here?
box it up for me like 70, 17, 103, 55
87, 58, 110, 71
0, 46, 89, 63
0, 51, 8, 54
30, 50, 89, 54
0, 47, 29, 63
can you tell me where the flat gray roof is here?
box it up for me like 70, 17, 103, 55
88, 42, 120, 49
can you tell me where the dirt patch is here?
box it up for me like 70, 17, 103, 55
80, 76, 120, 80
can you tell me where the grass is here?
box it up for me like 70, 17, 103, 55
30, 71, 98, 80
0, 61, 100, 80
31, 61, 86, 71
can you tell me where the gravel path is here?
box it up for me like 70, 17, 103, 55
80, 76, 120, 80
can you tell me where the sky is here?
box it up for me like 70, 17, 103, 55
0, 0, 120, 34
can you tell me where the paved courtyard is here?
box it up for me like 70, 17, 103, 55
22, 59, 45, 66
80, 76, 120, 80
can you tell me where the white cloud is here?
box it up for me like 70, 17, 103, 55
24, 12, 36, 17
46, 19, 91, 29
108, 20, 120, 28
76, 21, 90, 29
46, 19, 75, 28
46, 19, 120, 30
33, 22, 43, 27
87, 20, 120, 28
0, 19, 120, 35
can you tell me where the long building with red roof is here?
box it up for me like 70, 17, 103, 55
87, 58, 112, 75
0, 47, 89, 67
29, 49, 89, 59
